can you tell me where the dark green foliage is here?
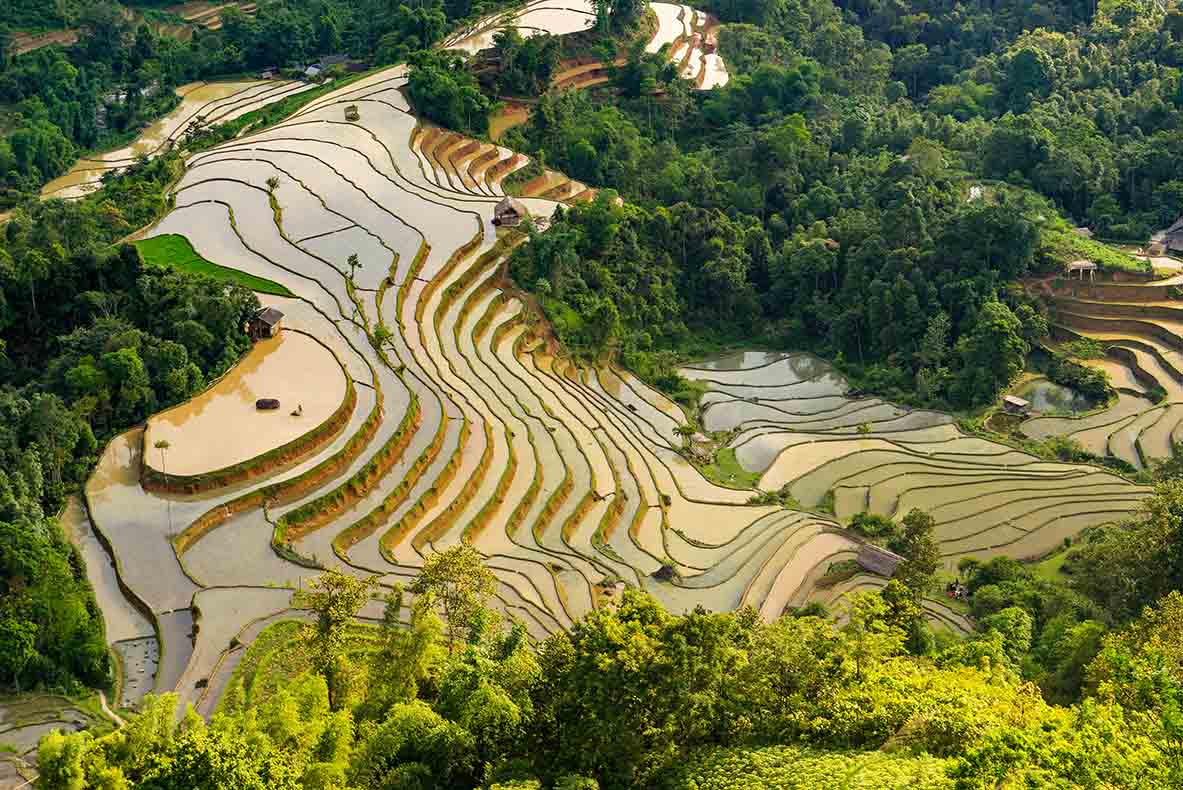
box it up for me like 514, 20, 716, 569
848, 511, 896, 540
957, 554, 1108, 703
491, 27, 560, 97
505, 66, 1052, 410
406, 49, 491, 135
1045, 351, 1112, 402
888, 509, 940, 599
0, 157, 260, 692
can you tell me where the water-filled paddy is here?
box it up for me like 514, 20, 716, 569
1015, 378, 1095, 414
144, 329, 348, 477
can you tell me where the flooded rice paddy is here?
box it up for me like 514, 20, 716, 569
144, 328, 348, 477
64, 11, 1145, 717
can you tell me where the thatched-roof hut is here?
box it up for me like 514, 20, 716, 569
493, 197, 529, 227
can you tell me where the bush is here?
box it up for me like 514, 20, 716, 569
1045, 352, 1112, 402
849, 511, 896, 540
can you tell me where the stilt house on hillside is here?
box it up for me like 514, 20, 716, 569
1066, 260, 1097, 280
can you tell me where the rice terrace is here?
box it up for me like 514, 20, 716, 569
54, 0, 1144, 711
8, 0, 1183, 785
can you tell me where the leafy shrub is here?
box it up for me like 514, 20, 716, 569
849, 511, 896, 540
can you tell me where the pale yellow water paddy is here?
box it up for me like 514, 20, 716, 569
144, 329, 347, 477
759, 531, 858, 620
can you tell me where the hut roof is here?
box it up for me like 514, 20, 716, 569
1066, 259, 1097, 271
856, 544, 904, 577
495, 196, 528, 218
254, 307, 285, 326
1003, 395, 1030, 409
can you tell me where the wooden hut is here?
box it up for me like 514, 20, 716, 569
248, 307, 284, 339
856, 544, 904, 578
1163, 216, 1183, 252
344, 104, 360, 122
1066, 260, 1097, 280
1003, 395, 1030, 416
493, 197, 529, 227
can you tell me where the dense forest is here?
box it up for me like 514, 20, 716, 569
495, 0, 1183, 409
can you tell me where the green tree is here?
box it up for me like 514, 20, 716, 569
952, 301, 1029, 407
410, 544, 498, 654
295, 570, 378, 710
839, 592, 905, 681
889, 509, 941, 599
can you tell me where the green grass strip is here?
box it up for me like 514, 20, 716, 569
135, 233, 294, 297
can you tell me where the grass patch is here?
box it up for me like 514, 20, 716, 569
1030, 549, 1071, 584
698, 447, 762, 490
1043, 228, 1150, 275
1058, 338, 1107, 360
136, 234, 294, 296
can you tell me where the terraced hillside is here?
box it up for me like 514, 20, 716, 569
684, 353, 1148, 567
64, 4, 1158, 717
73, 53, 1156, 716
1023, 273, 1183, 469
447, 0, 728, 88
41, 79, 316, 200
164, 1, 259, 32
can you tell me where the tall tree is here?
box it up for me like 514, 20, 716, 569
296, 570, 378, 710
410, 544, 497, 654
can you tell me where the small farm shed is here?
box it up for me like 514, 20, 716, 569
493, 197, 529, 227
1073, 227, 1093, 239
857, 544, 904, 578
1066, 259, 1097, 280
248, 307, 284, 339
1003, 395, 1030, 416
1164, 216, 1183, 252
